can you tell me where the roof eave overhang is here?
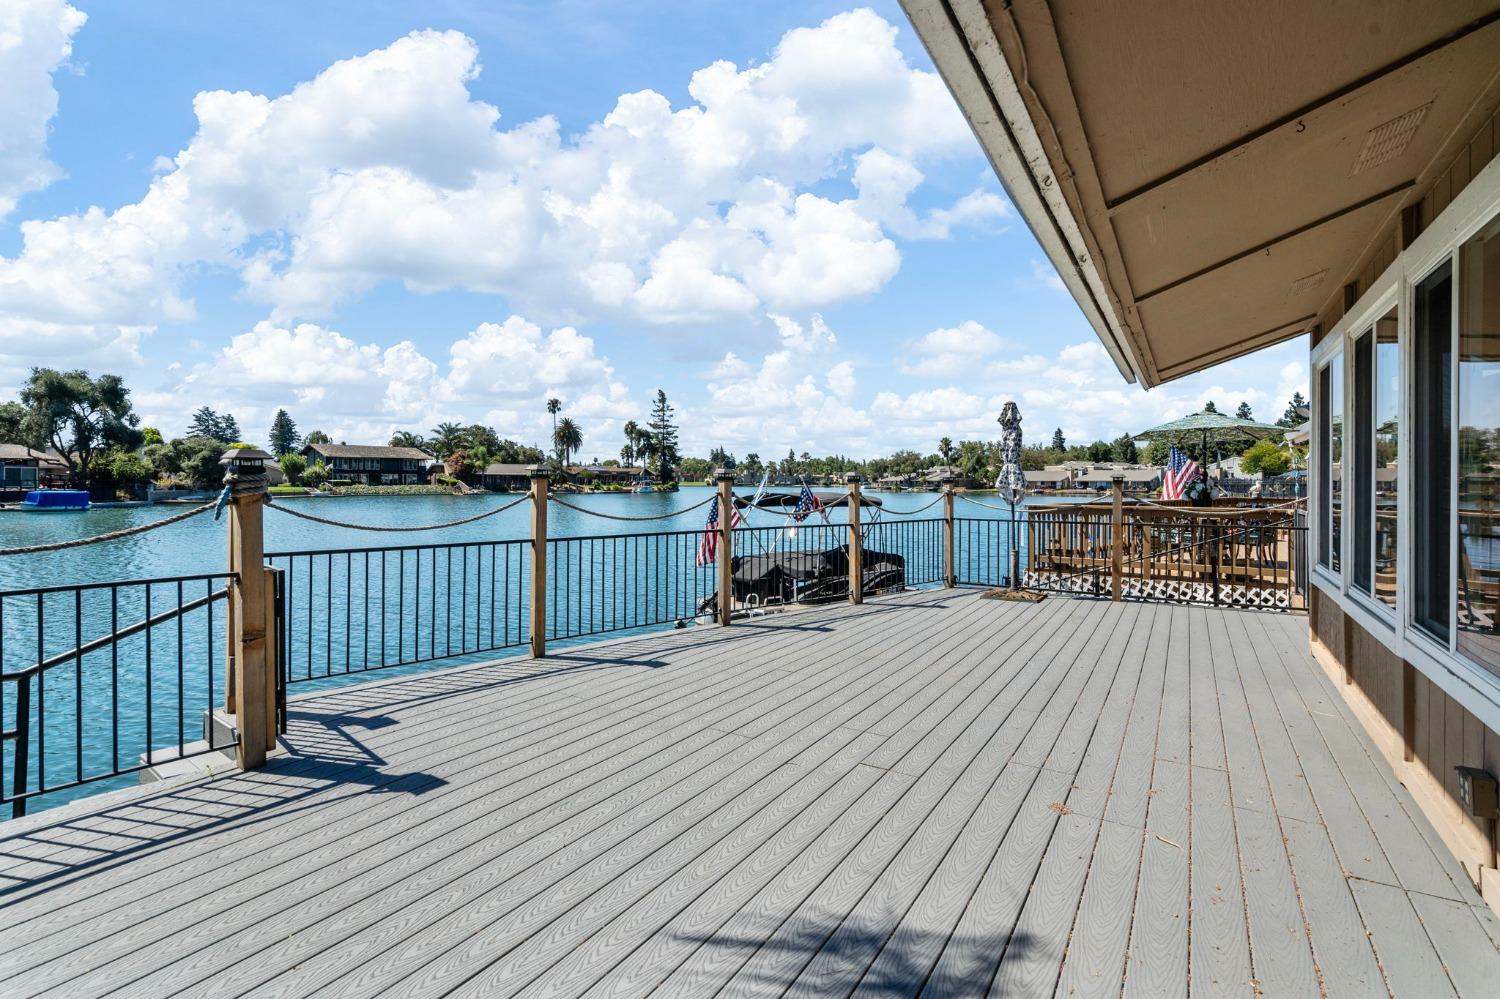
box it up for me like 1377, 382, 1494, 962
902, 0, 1149, 387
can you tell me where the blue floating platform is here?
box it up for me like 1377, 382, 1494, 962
20, 490, 91, 511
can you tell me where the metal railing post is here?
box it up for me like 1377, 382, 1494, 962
11, 676, 31, 818
222, 447, 272, 770
529, 467, 549, 657
942, 484, 956, 588
845, 473, 863, 605
715, 471, 734, 626
1110, 475, 1124, 602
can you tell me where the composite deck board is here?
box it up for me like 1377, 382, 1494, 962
0, 591, 1493, 998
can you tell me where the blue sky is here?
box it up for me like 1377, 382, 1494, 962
0, 0, 1306, 461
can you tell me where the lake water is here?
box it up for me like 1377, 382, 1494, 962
0, 487, 1096, 812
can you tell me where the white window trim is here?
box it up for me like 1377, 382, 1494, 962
1313, 155, 1500, 733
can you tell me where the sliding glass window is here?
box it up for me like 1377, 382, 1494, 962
1413, 261, 1452, 643
1352, 309, 1399, 606
1317, 354, 1343, 572
1373, 309, 1399, 609
1458, 217, 1500, 675
1352, 330, 1373, 594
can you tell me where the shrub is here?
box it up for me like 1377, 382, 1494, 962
279, 453, 306, 485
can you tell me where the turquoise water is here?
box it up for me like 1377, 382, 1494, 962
0, 488, 1092, 812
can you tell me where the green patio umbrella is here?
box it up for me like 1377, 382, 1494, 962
1133, 409, 1284, 491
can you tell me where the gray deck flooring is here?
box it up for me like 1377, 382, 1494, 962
0, 590, 1496, 997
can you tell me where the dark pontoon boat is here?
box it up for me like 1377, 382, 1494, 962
698, 490, 906, 615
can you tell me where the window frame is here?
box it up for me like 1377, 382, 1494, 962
1312, 156, 1500, 734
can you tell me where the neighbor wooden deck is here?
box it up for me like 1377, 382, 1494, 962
0, 590, 1496, 997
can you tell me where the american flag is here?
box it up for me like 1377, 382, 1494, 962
1161, 445, 1198, 501
791, 484, 823, 522
696, 494, 743, 566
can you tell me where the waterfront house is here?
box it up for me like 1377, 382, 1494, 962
0, 444, 42, 493
906, 0, 1500, 912
1075, 466, 1161, 493
570, 464, 643, 487
1023, 465, 1072, 490
298, 442, 434, 485
478, 462, 534, 491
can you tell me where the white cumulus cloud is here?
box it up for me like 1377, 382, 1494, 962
0, 0, 85, 218
0, 9, 985, 368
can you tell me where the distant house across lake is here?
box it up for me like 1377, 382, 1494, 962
299, 443, 435, 485
0, 444, 42, 492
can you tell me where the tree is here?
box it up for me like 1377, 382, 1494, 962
0, 400, 41, 448
1235, 401, 1253, 421
428, 422, 465, 459
92, 447, 151, 494
1144, 439, 1172, 466
1050, 428, 1066, 451
462, 424, 501, 453
620, 420, 640, 466
389, 430, 426, 449
741, 452, 764, 477
19, 369, 144, 488
938, 437, 954, 465
1278, 391, 1309, 428
1111, 433, 1139, 463
647, 390, 680, 480
1202, 400, 1218, 414
268, 408, 300, 457
553, 417, 583, 468
1086, 440, 1114, 462
304, 429, 331, 445
678, 457, 713, 482
141, 426, 163, 446
1240, 439, 1291, 476
279, 453, 307, 485
145, 436, 225, 489
188, 406, 240, 443
708, 446, 736, 471
547, 397, 562, 448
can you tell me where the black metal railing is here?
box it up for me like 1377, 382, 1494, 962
544, 529, 713, 641
265, 540, 531, 686
1, 572, 236, 817
953, 517, 1018, 587
864, 517, 945, 588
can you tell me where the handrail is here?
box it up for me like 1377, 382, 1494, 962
0, 584, 232, 682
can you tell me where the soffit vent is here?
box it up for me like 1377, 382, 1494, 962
1286, 269, 1328, 300
1351, 104, 1430, 176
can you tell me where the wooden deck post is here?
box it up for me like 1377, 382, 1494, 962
1110, 475, 1124, 602
942, 483, 956, 588
716, 471, 735, 626
846, 473, 863, 605
529, 467, 549, 658
223, 447, 273, 769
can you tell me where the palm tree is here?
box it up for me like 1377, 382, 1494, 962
428, 422, 465, 459
546, 397, 562, 442
389, 430, 426, 450
553, 417, 583, 469
621, 420, 640, 467
938, 437, 955, 465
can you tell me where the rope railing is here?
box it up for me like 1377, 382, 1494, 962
954, 493, 1023, 514
264, 492, 531, 531
0, 498, 219, 557
878, 492, 946, 515
546, 492, 717, 521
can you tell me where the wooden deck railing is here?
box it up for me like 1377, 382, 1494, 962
1026, 496, 1307, 609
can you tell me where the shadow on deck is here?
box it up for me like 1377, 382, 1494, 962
0, 589, 1494, 997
